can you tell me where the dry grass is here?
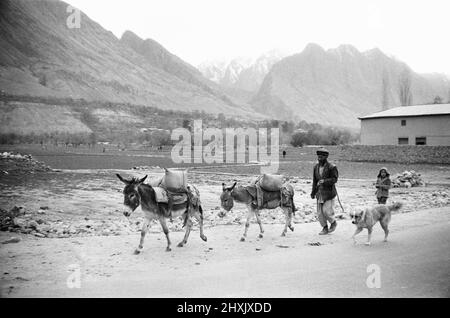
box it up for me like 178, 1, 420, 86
0, 102, 91, 135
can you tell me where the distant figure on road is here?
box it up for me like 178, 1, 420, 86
375, 167, 391, 204
282, 150, 286, 158
310, 148, 338, 235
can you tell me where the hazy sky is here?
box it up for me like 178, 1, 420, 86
67, 0, 450, 75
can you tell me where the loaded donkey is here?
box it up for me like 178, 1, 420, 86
117, 169, 207, 254
220, 174, 296, 241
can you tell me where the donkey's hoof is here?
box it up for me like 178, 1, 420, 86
240, 237, 246, 242
201, 235, 207, 242
289, 226, 294, 232
166, 247, 172, 252
281, 232, 286, 237
258, 233, 263, 239
177, 242, 184, 248
134, 249, 141, 255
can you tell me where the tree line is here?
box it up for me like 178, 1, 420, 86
1, 94, 359, 147
0, 131, 97, 147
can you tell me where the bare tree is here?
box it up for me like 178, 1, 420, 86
382, 69, 390, 110
398, 67, 413, 106
433, 96, 442, 104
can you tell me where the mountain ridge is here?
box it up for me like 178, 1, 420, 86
198, 50, 286, 92
251, 43, 450, 127
1, 1, 448, 132
0, 0, 257, 119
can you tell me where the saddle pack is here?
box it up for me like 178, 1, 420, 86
147, 171, 200, 209
256, 174, 284, 192
164, 168, 188, 193
248, 174, 294, 210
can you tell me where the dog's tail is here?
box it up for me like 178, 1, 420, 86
387, 201, 403, 212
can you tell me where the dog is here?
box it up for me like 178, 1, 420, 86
350, 202, 402, 245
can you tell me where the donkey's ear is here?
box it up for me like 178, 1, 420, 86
116, 174, 129, 185
230, 182, 237, 190
138, 175, 148, 184
222, 182, 226, 191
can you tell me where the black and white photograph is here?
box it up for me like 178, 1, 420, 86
0, 0, 449, 300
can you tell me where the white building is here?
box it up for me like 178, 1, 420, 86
359, 104, 450, 146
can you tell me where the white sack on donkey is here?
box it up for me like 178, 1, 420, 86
164, 168, 188, 192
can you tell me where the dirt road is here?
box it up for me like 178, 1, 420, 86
1, 207, 449, 297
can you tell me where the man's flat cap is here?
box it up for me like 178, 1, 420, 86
316, 147, 329, 155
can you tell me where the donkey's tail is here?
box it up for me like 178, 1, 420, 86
292, 198, 297, 215
182, 211, 189, 228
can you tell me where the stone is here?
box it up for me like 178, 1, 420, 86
37, 224, 51, 233
13, 218, 27, 228
28, 220, 39, 229
2, 237, 21, 244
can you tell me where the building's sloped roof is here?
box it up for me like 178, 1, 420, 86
359, 104, 450, 120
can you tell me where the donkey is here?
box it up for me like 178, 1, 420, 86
117, 174, 207, 254
220, 182, 295, 241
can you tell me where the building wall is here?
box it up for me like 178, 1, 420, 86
338, 145, 450, 164
360, 115, 450, 146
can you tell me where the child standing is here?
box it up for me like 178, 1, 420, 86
375, 167, 391, 204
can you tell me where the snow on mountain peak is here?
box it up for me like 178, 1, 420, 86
198, 50, 286, 91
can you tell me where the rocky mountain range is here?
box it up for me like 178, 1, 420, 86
251, 44, 450, 127
198, 50, 286, 92
0, 0, 255, 119
0, 0, 449, 133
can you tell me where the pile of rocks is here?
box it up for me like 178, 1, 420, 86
338, 145, 450, 164
392, 170, 425, 188
132, 166, 161, 170
0, 152, 52, 173
0, 206, 26, 231
0, 206, 185, 238
1, 152, 33, 160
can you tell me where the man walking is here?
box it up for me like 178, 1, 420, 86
310, 148, 338, 235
